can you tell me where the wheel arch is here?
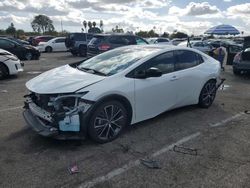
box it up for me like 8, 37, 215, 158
89, 94, 133, 125
0, 61, 10, 75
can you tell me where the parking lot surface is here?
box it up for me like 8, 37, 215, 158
0, 52, 250, 188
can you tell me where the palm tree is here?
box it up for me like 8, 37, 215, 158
100, 20, 103, 32
88, 21, 92, 29
83, 20, 87, 32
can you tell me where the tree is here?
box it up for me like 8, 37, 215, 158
88, 21, 92, 30
92, 21, 96, 28
6, 23, 16, 35
112, 25, 124, 33
16, 29, 25, 37
170, 31, 188, 39
148, 29, 159, 37
100, 20, 103, 32
161, 32, 169, 38
83, 20, 87, 32
31, 15, 55, 34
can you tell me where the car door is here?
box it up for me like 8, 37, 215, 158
54, 38, 66, 51
172, 50, 204, 107
131, 51, 178, 122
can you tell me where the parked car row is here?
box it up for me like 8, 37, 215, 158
65, 33, 149, 57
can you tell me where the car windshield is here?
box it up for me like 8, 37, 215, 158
78, 47, 160, 76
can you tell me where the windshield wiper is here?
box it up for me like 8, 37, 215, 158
77, 66, 107, 76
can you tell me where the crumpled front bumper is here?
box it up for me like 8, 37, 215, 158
23, 109, 58, 137
23, 95, 91, 140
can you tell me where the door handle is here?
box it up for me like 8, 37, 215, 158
170, 76, 179, 81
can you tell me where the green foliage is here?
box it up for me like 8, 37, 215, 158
162, 32, 169, 38
112, 25, 124, 33
169, 31, 188, 39
6, 23, 16, 35
136, 30, 159, 38
31, 15, 55, 34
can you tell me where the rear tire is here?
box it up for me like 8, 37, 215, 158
79, 45, 87, 57
0, 63, 9, 79
70, 50, 78, 56
88, 100, 128, 143
198, 80, 217, 108
233, 68, 241, 75
45, 46, 53, 53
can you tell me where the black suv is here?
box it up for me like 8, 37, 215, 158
87, 34, 148, 57
65, 33, 93, 56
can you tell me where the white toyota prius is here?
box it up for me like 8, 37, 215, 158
23, 45, 221, 143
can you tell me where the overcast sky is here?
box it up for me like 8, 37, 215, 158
0, 0, 249, 35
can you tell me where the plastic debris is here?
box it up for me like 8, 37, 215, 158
68, 163, 80, 174
173, 145, 198, 156
140, 158, 161, 169
245, 110, 250, 114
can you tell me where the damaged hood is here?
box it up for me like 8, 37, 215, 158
26, 64, 105, 94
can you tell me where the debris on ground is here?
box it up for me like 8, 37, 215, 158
68, 163, 80, 174
173, 145, 198, 156
140, 158, 161, 169
244, 110, 250, 114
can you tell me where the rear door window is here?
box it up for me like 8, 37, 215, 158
55, 38, 65, 43
174, 50, 201, 71
108, 36, 129, 45
89, 36, 105, 45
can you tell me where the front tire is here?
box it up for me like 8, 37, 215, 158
0, 63, 9, 79
88, 101, 128, 143
79, 45, 87, 57
25, 52, 33, 60
198, 80, 217, 108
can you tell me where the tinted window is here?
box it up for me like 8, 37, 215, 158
156, 38, 169, 43
135, 37, 148, 45
134, 52, 175, 75
175, 50, 202, 71
0, 39, 15, 48
108, 36, 129, 45
89, 36, 105, 45
87, 34, 93, 40
71, 33, 86, 41
55, 38, 65, 43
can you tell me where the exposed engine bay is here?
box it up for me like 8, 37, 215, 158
24, 92, 92, 136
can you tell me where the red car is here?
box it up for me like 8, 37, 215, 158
32, 36, 54, 46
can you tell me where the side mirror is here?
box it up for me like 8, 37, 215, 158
135, 67, 162, 79
146, 67, 162, 77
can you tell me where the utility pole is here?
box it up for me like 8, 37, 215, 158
61, 19, 63, 33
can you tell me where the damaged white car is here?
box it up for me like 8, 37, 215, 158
23, 45, 222, 143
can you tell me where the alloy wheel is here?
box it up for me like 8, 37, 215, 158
201, 82, 216, 107
93, 103, 126, 141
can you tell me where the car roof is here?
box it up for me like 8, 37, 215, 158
0, 37, 19, 44
93, 33, 136, 37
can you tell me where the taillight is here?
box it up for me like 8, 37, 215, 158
233, 52, 241, 63
98, 44, 111, 51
